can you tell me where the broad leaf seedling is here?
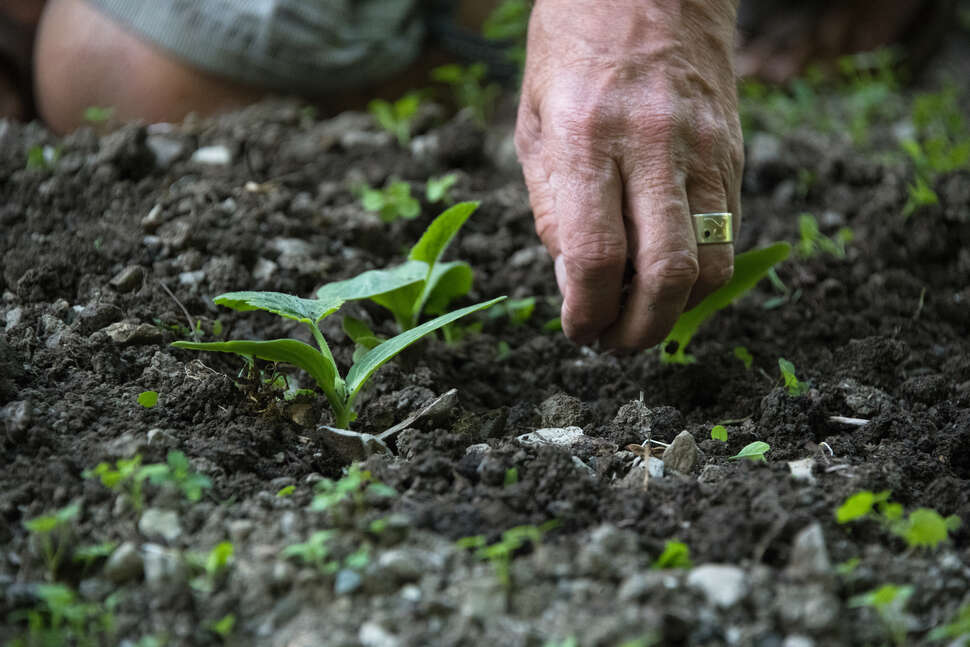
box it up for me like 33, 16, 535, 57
357, 180, 420, 222
729, 441, 770, 462
368, 91, 423, 146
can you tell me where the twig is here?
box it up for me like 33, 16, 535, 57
912, 287, 926, 320
158, 280, 199, 342
828, 415, 869, 427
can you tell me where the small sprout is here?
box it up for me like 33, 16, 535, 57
457, 520, 560, 590
778, 358, 809, 396
490, 297, 536, 326
137, 390, 159, 408
710, 425, 728, 442
662, 243, 791, 363
73, 541, 118, 571
836, 490, 886, 523
6, 583, 116, 646
504, 467, 519, 486
431, 63, 500, 126
902, 176, 939, 218
796, 213, 854, 259
139, 450, 213, 503
729, 441, 770, 462
897, 508, 961, 550
311, 464, 396, 519
651, 540, 692, 569
849, 584, 913, 647
368, 91, 423, 146
174, 204, 505, 429
26, 145, 61, 171
835, 557, 861, 576
733, 346, 753, 370
276, 485, 296, 498
188, 541, 234, 593
83, 106, 114, 123
208, 613, 236, 639
23, 503, 80, 578
543, 317, 563, 332
343, 546, 371, 571
357, 180, 420, 222
481, 0, 529, 69
836, 491, 961, 550
281, 530, 337, 573
496, 340, 511, 360
425, 173, 459, 204
929, 602, 970, 643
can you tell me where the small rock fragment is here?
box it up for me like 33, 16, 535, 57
516, 426, 585, 448
662, 430, 700, 474
687, 564, 749, 608
787, 458, 816, 484
1, 400, 32, 439
103, 321, 164, 346
786, 523, 831, 579
190, 145, 232, 166
334, 569, 362, 595
103, 541, 143, 584
538, 393, 586, 428
146, 135, 185, 168
138, 509, 182, 544
109, 265, 145, 292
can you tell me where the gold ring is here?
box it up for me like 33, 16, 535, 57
692, 212, 733, 245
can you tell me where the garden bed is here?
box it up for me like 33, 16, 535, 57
1, 62, 969, 646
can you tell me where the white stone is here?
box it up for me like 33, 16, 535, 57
190, 145, 231, 166
516, 426, 585, 448
138, 508, 182, 544
788, 458, 817, 484
687, 564, 749, 608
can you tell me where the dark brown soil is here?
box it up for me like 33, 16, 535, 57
1, 66, 969, 646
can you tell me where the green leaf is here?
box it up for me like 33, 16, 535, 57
733, 346, 753, 370
342, 316, 377, 344
710, 425, 728, 442
836, 491, 876, 523
898, 508, 953, 549
662, 243, 791, 363
171, 339, 341, 406
137, 390, 159, 407
345, 297, 506, 398
651, 540, 692, 569
277, 485, 296, 497
317, 261, 427, 304
424, 261, 473, 314
778, 358, 810, 396
409, 201, 479, 265
215, 291, 344, 326
729, 441, 770, 462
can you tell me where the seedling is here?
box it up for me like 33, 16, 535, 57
137, 390, 159, 408
431, 63, 499, 126
762, 267, 801, 310
796, 214, 853, 259
310, 463, 396, 518
710, 425, 728, 442
482, 0, 530, 69
26, 145, 60, 171
357, 180, 420, 222
729, 441, 770, 462
490, 297, 536, 326
368, 91, 423, 146
281, 530, 338, 573
733, 346, 753, 370
208, 614, 235, 639
84, 451, 211, 511
425, 173, 459, 204
6, 584, 116, 647
83, 106, 114, 124
835, 557, 861, 576
929, 602, 970, 643
836, 490, 962, 550
651, 540, 692, 569
457, 520, 560, 590
503, 467, 519, 486
778, 358, 809, 396
661, 243, 791, 363
23, 503, 80, 579
318, 201, 485, 332
276, 485, 296, 498
138, 450, 212, 503
187, 541, 234, 593
174, 206, 505, 428
73, 542, 118, 572
849, 584, 913, 647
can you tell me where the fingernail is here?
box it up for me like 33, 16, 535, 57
554, 255, 567, 297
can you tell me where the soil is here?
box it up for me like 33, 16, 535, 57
2, 53, 970, 647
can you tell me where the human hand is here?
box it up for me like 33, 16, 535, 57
515, 0, 743, 352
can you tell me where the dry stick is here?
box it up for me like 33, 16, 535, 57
828, 415, 869, 427
158, 280, 200, 342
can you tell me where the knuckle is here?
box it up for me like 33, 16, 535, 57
699, 260, 734, 289
563, 233, 626, 275
645, 250, 700, 290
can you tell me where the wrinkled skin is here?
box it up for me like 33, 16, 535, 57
516, 0, 743, 352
